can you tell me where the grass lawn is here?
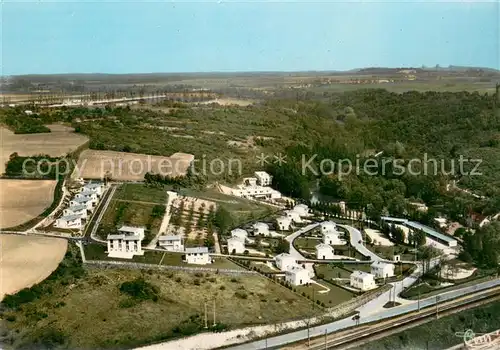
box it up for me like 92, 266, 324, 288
295, 280, 355, 308
294, 237, 322, 250
366, 244, 415, 261
2, 246, 321, 349
114, 183, 167, 204
315, 263, 371, 280
96, 199, 162, 244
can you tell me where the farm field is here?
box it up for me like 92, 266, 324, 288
0, 234, 67, 300
0, 179, 57, 228
75, 149, 194, 181
0, 124, 88, 174
2, 246, 321, 349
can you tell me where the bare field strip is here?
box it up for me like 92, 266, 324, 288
0, 234, 67, 300
76, 150, 194, 181
0, 124, 89, 174
0, 179, 57, 228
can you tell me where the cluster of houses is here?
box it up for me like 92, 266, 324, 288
54, 182, 104, 230
231, 171, 282, 200
275, 253, 312, 286
106, 226, 213, 264
314, 221, 345, 259
349, 261, 395, 291
276, 203, 311, 230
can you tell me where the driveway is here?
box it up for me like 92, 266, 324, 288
285, 223, 320, 275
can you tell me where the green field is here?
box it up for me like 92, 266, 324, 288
295, 280, 355, 307
114, 183, 167, 204
1, 244, 323, 349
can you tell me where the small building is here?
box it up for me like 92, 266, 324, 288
70, 197, 94, 211
63, 204, 87, 219
254, 171, 272, 186
231, 228, 248, 241
158, 235, 184, 252
350, 271, 376, 291
184, 247, 212, 265
274, 253, 296, 271
252, 222, 269, 236
276, 216, 292, 231
371, 261, 395, 279
320, 221, 337, 235
75, 190, 98, 203
54, 214, 83, 229
227, 237, 245, 254
232, 185, 281, 200
107, 226, 145, 259
293, 204, 310, 217
24, 110, 33, 115
323, 231, 343, 245
285, 265, 310, 286
82, 182, 104, 196
315, 243, 335, 260
285, 210, 302, 223
434, 217, 447, 229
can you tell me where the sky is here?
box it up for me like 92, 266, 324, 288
1, 0, 499, 75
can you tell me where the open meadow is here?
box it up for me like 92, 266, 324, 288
0, 179, 57, 228
1, 244, 322, 349
75, 150, 194, 181
0, 234, 67, 301
0, 124, 88, 174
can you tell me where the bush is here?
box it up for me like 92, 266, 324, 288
175, 277, 182, 283
234, 291, 248, 299
193, 279, 201, 286
230, 278, 239, 283
208, 277, 217, 283
194, 272, 204, 278
219, 285, 226, 290
119, 277, 160, 302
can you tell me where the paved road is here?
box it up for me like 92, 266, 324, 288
285, 223, 320, 276
338, 224, 384, 262
228, 278, 500, 350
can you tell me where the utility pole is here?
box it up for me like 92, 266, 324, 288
418, 289, 421, 311
435, 296, 439, 319
204, 302, 208, 329
324, 329, 328, 349
213, 299, 216, 327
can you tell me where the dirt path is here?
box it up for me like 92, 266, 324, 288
114, 199, 162, 206
0, 234, 67, 300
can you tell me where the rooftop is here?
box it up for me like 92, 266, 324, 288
71, 197, 91, 203
59, 214, 82, 221
84, 183, 102, 189
381, 216, 457, 244
186, 247, 209, 254
315, 243, 333, 250
159, 235, 182, 241
351, 270, 374, 278
118, 225, 145, 234
66, 204, 87, 212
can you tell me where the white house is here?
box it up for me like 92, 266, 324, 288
320, 221, 337, 234
184, 247, 212, 265
252, 222, 269, 236
254, 171, 272, 186
276, 216, 292, 231
371, 261, 395, 279
75, 190, 98, 204
274, 253, 297, 271
63, 204, 87, 219
350, 271, 377, 291
232, 185, 281, 200
285, 210, 302, 223
293, 204, 310, 217
107, 225, 145, 259
24, 110, 33, 115
54, 214, 83, 229
82, 182, 104, 196
231, 228, 248, 241
158, 235, 184, 252
70, 197, 94, 211
285, 265, 310, 286
323, 231, 343, 245
227, 237, 245, 254
434, 217, 447, 229
315, 243, 335, 260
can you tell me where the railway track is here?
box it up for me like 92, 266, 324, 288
289, 286, 500, 350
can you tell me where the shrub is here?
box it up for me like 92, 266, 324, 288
230, 278, 239, 283
119, 277, 160, 302
302, 292, 306, 297
208, 277, 217, 283
193, 279, 201, 286
234, 291, 248, 299
275, 298, 281, 303
175, 277, 182, 283
219, 285, 226, 290
194, 272, 203, 278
